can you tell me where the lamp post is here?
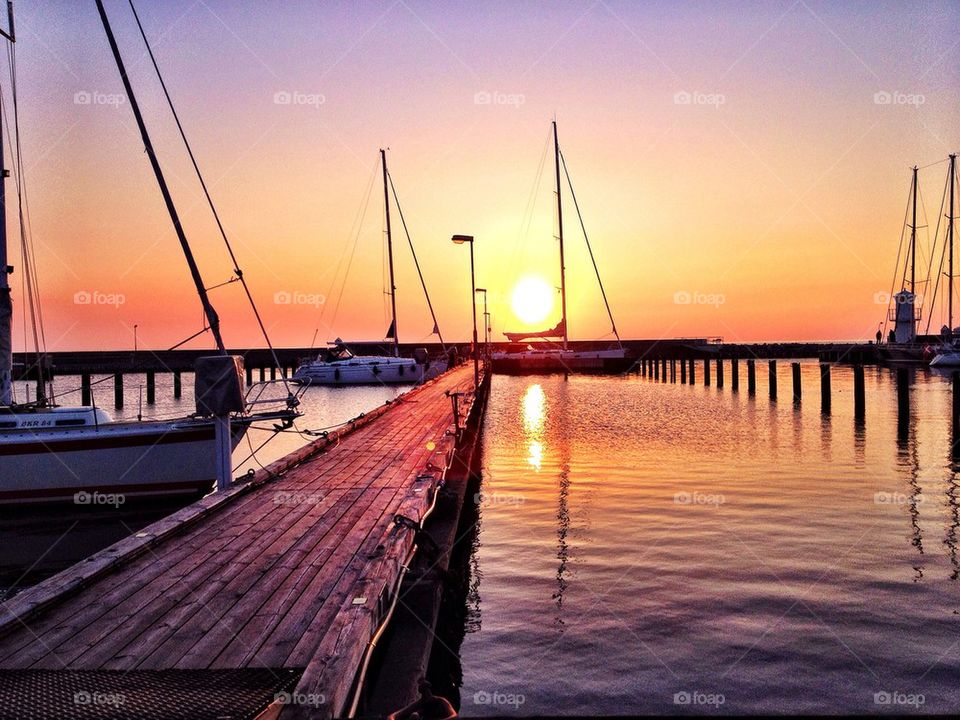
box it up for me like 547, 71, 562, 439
134, 324, 139, 353
452, 234, 479, 388
475, 287, 489, 359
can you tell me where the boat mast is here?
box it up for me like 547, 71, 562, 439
553, 120, 568, 350
910, 165, 918, 294
949, 154, 956, 335
95, 0, 225, 353
0, 1, 14, 407
381, 148, 399, 357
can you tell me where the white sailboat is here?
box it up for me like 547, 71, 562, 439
293, 149, 447, 386
0, 2, 297, 503
930, 153, 960, 368
493, 121, 627, 373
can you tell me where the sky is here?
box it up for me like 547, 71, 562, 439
2, 0, 958, 351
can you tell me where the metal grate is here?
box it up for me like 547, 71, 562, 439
0, 668, 303, 720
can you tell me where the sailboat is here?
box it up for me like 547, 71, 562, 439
293, 149, 447, 386
0, 1, 297, 503
930, 153, 960, 368
880, 165, 934, 365
492, 121, 627, 373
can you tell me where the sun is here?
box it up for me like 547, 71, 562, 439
511, 276, 554, 325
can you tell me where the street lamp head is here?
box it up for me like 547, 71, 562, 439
451, 234, 474, 244
475, 287, 487, 294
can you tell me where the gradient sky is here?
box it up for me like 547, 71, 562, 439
2, 0, 958, 351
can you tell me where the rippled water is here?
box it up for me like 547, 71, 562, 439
459, 363, 960, 715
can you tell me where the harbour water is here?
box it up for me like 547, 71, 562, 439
457, 363, 959, 715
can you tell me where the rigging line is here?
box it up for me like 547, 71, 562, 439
558, 148, 622, 347
325, 160, 378, 339
4, 45, 46, 395
924, 164, 949, 334
386, 170, 446, 350
127, 0, 294, 400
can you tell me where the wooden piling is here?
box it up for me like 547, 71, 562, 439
270, 366, 277, 381
114, 373, 123, 409
689, 358, 696, 385
820, 363, 831, 414
680, 357, 687, 384
246, 365, 253, 386
654, 358, 660, 381
704, 358, 711, 387
174, 371, 182, 399
670, 358, 676, 383
953, 372, 960, 426
81, 373, 92, 406
731, 358, 739, 391
716, 358, 724, 388
747, 359, 756, 396
854, 365, 865, 420
791, 362, 801, 404
259, 366, 265, 382
146, 371, 156, 405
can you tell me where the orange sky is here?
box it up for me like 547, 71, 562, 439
3, 0, 958, 351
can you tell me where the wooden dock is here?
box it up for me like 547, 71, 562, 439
0, 364, 486, 719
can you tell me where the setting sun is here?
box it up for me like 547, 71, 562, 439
511, 276, 555, 325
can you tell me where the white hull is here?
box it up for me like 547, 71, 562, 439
0, 416, 250, 504
930, 351, 960, 368
293, 356, 446, 386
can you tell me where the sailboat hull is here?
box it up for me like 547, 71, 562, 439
292, 357, 447, 386
491, 349, 630, 374
0, 418, 250, 504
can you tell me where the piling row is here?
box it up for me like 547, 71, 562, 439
634, 355, 960, 431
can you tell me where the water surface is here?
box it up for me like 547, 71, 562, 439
458, 363, 959, 715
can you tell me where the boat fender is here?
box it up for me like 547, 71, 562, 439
398, 364, 404, 376
334, 368, 340, 381
394, 513, 441, 558
372, 365, 380, 376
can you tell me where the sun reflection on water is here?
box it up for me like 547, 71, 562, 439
522, 384, 547, 471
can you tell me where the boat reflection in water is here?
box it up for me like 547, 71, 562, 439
457, 366, 960, 716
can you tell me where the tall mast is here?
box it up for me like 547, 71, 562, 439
381, 149, 399, 357
553, 120, 568, 350
0, 1, 15, 406
950, 154, 956, 334
95, 0, 225, 353
910, 165, 918, 294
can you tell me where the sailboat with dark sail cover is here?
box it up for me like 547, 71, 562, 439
0, 1, 298, 503
293, 149, 447, 385
931, 153, 960, 367
493, 121, 628, 373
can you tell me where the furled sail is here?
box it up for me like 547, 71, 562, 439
504, 319, 566, 343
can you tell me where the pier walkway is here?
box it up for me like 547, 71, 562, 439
0, 364, 484, 719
